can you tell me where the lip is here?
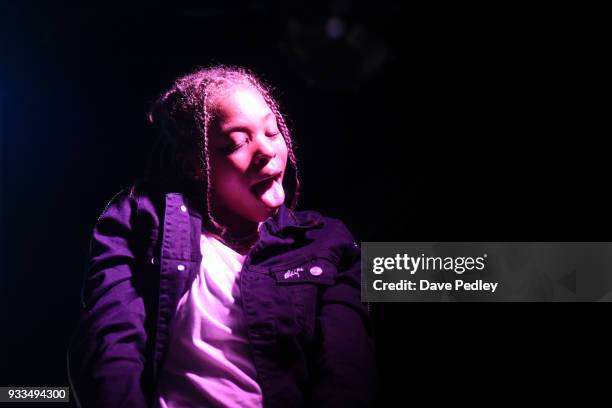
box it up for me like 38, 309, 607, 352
251, 172, 282, 187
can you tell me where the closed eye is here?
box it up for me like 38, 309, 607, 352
222, 143, 243, 154
222, 133, 249, 154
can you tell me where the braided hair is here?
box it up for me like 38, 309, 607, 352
146, 65, 300, 234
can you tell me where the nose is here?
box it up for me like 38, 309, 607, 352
252, 133, 276, 167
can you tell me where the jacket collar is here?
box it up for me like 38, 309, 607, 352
179, 187, 323, 237
248, 205, 323, 262
265, 204, 324, 236
150, 176, 318, 235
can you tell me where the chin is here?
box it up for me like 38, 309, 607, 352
219, 191, 284, 225
252, 205, 279, 222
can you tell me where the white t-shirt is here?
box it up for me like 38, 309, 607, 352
155, 232, 263, 408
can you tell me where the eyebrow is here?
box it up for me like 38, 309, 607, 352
220, 112, 276, 134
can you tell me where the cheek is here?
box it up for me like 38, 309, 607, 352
277, 140, 289, 168
210, 156, 248, 193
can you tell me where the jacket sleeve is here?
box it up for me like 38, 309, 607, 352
310, 220, 379, 407
67, 187, 150, 408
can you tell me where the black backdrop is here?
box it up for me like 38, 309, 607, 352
1, 2, 607, 405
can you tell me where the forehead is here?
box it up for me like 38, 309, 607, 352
213, 85, 273, 125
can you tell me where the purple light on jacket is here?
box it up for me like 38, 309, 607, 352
67, 182, 378, 407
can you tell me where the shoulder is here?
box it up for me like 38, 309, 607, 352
95, 179, 165, 234
291, 208, 359, 260
294, 209, 355, 238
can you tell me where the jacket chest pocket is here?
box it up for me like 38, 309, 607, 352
271, 257, 336, 340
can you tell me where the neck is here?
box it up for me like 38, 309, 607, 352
213, 208, 260, 236
215, 226, 260, 256
207, 207, 264, 255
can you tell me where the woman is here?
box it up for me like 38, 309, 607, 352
68, 65, 377, 407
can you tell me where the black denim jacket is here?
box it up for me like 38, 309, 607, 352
67, 182, 377, 407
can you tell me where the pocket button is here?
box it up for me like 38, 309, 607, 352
309, 266, 323, 276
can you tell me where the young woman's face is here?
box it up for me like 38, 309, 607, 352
207, 85, 288, 227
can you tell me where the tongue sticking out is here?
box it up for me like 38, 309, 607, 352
252, 178, 285, 208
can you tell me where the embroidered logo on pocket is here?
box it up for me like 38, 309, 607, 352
273, 258, 335, 285
284, 267, 304, 280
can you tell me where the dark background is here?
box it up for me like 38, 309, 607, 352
1, 2, 607, 406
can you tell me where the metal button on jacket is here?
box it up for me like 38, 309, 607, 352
309, 266, 323, 276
